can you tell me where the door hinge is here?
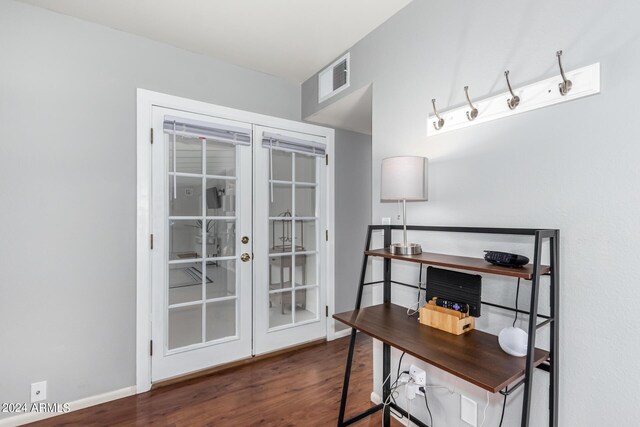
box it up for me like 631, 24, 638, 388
150, 128, 154, 144
149, 340, 153, 356
326, 230, 329, 241
325, 305, 329, 317
325, 154, 329, 165
150, 234, 154, 250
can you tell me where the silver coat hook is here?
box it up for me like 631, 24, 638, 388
556, 50, 572, 96
464, 86, 478, 121
431, 99, 445, 130
504, 71, 520, 110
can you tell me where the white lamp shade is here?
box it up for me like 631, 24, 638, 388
380, 156, 428, 201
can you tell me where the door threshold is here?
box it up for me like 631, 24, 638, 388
151, 338, 326, 389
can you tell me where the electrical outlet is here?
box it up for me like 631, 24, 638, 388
31, 381, 47, 403
409, 364, 426, 386
460, 394, 478, 426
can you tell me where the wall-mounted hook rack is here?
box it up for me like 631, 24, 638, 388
431, 99, 445, 130
464, 86, 478, 121
556, 50, 572, 96
427, 61, 600, 137
504, 71, 520, 110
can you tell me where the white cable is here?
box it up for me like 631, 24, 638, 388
479, 391, 490, 427
406, 301, 421, 316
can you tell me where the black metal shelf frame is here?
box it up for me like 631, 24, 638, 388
336, 225, 560, 427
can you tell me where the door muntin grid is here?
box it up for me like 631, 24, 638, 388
166, 135, 240, 353
267, 151, 320, 330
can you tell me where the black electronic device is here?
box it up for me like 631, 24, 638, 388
434, 298, 469, 314
425, 267, 482, 317
484, 251, 529, 267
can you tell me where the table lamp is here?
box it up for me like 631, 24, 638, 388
380, 156, 428, 255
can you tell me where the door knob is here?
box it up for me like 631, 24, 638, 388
241, 253, 251, 262
241, 236, 249, 244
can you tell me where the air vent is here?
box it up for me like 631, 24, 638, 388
318, 52, 350, 102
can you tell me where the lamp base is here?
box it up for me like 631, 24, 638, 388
388, 243, 422, 255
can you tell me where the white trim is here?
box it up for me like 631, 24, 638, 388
427, 62, 601, 136
331, 327, 354, 340
137, 89, 335, 392
0, 386, 136, 427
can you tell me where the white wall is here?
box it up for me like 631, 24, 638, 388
332, 129, 372, 331
0, 0, 299, 418
302, 0, 640, 425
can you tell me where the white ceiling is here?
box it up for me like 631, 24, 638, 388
306, 85, 372, 135
19, 0, 412, 82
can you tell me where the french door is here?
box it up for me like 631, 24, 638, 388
150, 108, 327, 382
150, 107, 253, 381
253, 126, 327, 355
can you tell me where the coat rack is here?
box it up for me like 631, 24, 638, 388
427, 51, 600, 137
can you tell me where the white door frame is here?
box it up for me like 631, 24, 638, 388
136, 89, 335, 393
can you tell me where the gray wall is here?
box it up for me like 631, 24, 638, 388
0, 0, 299, 417
333, 129, 372, 330
303, 0, 640, 426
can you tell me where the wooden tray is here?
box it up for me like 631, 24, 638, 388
419, 303, 475, 335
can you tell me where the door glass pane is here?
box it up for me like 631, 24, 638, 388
169, 262, 203, 305
168, 305, 202, 350
270, 184, 292, 217
295, 154, 316, 183
206, 260, 236, 299
294, 287, 318, 323
206, 299, 236, 341
206, 178, 235, 216
296, 220, 316, 252
170, 135, 202, 174
269, 255, 293, 291
169, 176, 203, 217
206, 140, 235, 177
270, 219, 293, 253
269, 291, 293, 328
206, 219, 236, 258
169, 220, 202, 261
295, 186, 315, 217
294, 254, 316, 287
271, 150, 292, 181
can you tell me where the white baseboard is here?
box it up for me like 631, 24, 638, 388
332, 328, 354, 340
0, 386, 137, 427
370, 391, 410, 426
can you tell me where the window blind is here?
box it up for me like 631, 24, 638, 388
261, 132, 326, 157
163, 115, 251, 146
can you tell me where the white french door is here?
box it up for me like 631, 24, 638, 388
151, 107, 253, 381
253, 126, 327, 355
149, 107, 328, 382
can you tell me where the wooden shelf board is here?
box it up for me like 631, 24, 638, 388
365, 248, 550, 280
334, 303, 549, 393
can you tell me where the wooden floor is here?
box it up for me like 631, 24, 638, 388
29, 334, 400, 427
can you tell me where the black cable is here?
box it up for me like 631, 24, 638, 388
498, 389, 508, 427
397, 352, 406, 382
390, 352, 406, 406
420, 387, 433, 427
512, 278, 521, 327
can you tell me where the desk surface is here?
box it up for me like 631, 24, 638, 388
334, 303, 549, 393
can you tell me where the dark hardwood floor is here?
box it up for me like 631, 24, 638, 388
28, 334, 399, 426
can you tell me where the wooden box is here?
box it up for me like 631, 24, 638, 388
419, 302, 475, 335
